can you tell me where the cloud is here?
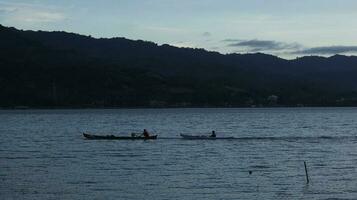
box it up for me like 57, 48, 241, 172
202, 32, 211, 37
294, 46, 357, 55
221, 39, 241, 42
144, 25, 187, 33
0, 6, 17, 13
169, 41, 196, 48
222, 38, 357, 57
0, 2, 65, 23
225, 39, 301, 52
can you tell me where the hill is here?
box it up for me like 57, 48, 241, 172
1, 24, 357, 108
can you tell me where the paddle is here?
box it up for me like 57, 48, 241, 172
131, 130, 154, 138
131, 132, 147, 137
131, 133, 141, 137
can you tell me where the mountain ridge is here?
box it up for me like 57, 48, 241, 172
1, 24, 357, 108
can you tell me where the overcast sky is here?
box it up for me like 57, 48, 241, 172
1, 0, 357, 58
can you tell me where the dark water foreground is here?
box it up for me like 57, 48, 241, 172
1, 108, 357, 199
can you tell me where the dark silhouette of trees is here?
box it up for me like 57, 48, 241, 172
1, 24, 357, 108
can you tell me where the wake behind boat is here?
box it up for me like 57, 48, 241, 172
180, 133, 234, 140
83, 133, 157, 140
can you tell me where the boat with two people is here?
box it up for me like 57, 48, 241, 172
83, 129, 157, 140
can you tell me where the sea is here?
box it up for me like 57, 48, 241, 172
1, 108, 357, 199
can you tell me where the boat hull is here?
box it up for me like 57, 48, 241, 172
180, 134, 234, 140
83, 133, 157, 140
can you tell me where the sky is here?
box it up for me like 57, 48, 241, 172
1, 0, 357, 59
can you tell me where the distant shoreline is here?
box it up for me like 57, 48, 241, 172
1, 105, 357, 110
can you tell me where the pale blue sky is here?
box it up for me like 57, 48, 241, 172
1, 0, 357, 58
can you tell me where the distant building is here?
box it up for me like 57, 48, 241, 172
267, 95, 278, 105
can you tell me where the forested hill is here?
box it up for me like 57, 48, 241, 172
1, 24, 357, 108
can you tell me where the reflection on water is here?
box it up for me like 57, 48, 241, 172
1, 108, 357, 199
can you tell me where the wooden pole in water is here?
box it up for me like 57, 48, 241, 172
304, 161, 309, 184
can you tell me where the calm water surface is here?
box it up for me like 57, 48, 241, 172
1, 108, 357, 199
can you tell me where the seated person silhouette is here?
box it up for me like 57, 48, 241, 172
143, 129, 150, 138
210, 130, 216, 138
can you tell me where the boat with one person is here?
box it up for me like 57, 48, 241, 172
180, 132, 234, 140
